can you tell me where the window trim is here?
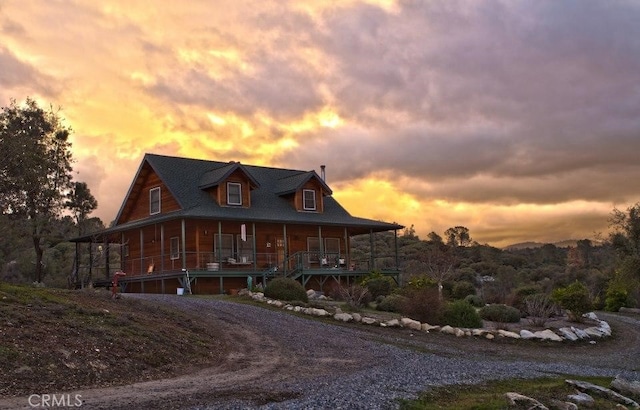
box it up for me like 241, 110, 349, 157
227, 182, 242, 206
149, 187, 161, 215
302, 189, 316, 211
170, 237, 180, 260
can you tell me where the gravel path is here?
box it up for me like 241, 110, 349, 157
5, 294, 633, 410
115, 295, 640, 410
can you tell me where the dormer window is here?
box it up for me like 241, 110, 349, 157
303, 189, 316, 211
149, 187, 161, 215
227, 182, 242, 206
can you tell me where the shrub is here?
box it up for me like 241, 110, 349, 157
400, 286, 443, 324
524, 294, 557, 327
604, 287, 632, 312
264, 277, 308, 302
339, 284, 369, 310
551, 281, 592, 322
451, 281, 476, 300
464, 294, 484, 308
441, 300, 482, 328
361, 272, 397, 300
510, 285, 543, 313
479, 304, 521, 323
376, 294, 407, 313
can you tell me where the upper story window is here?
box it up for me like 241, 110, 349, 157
227, 182, 242, 206
149, 187, 161, 215
303, 189, 316, 211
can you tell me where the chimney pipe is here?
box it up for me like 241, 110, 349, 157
320, 165, 326, 182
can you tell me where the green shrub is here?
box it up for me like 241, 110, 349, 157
464, 294, 484, 308
361, 272, 397, 300
551, 281, 592, 321
264, 278, 308, 302
441, 300, 482, 328
604, 287, 632, 312
479, 304, 521, 323
510, 285, 543, 313
405, 275, 438, 290
451, 281, 476, 300
376, 294, 407, 313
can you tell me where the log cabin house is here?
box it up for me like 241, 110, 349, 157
70, 153, 403, 295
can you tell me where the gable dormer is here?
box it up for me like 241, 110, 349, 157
199, 162, 259, 208
275, 171, 332, 213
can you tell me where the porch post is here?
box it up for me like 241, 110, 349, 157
343, 227, 349, 269
217, 221, 223, 268
369, 229, 375, 271
181, 219, 187, 270
104, 237, 110, 279
394, 229, 399, 274
160, 224, 165, 272
318, 226, 324, 263
283, 224, 288, 275
139, 229, 144, 275
88, 242, 93, 284
252, 223, 257, 270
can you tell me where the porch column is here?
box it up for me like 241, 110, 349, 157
181, 219, 187, 270
217, 221, 223, 269
104, 237, 110, 279
139, 229, 144, 275
318, 226, 324, 262
283, 224, 288, 275
344, 227, 349, 268
252, 223, 257, 270
394, 229, 399, 273
369, 229, 375, 271
160, 224, 165, 272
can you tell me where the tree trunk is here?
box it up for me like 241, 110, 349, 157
33, 234, 44, 283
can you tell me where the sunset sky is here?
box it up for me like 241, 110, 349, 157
2, 1, 639, 247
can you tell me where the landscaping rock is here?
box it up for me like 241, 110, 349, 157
611, 376, 640, 400
400, 317, 422, 330
571, 326, 589, 339
583, 327, 605, 338
421, 323, 440, 332
334, 313, 353, 322
520, 329, 536, 339
382, 319, 400, 328
485, 333, 495, 340
351, 313, 362, 322
310, 308, 329, 317
566, 379, 640, 408
505, 392, 548, 409
567, 392, 595, 408
558, 327, 579, 341
498, 329, 521, 339
533, 329, 563, 342
549, 399, 578, 410
361, 317, 378, 325
440, 325, 455, 335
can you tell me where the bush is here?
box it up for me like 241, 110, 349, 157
464, 294, 484, 307
264, 277, 308, 302
524, 294, 557, 327
339, 284, 369, 310
551, 281, 592, 322
510, 285, 543, 313
361, 272, 397, 300
400, 287, 443, 324
376, 294, 407, 313
479, 304, 521, 323
441, 300, 482, 328
451, 281, 476, 300
605, 287, 632, 312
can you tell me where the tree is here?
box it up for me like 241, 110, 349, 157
0, 98, 74, 282
419, 241, 457, 300
610, 203, 640, 258
444, 226, 472, 247
66, 181, 98, 235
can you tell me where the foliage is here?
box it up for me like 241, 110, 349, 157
264, 277, 308, 302
510, 285, 543, 313
464, 294, 484, 307
360, 271, 397, 299
405, 275, 438, 290
400, 287, 443, 324
551, 281, 592, 321
479, 304, 521, 323
0, 98, 96, 283
66, 182, 98, 235
524, 294, 557, 327
444, 226, 472, 247
338, 284, 369, 310
604, 286, 633, 312
451, 280, 476, 300
376, 294, 407, 313
441, 300, 482, 328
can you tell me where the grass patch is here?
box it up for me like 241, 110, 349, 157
399, 376, 617, 409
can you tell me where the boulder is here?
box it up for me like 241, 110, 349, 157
598, 320, 612, 336
520, 329, 536, 340
566, 379, 640, 408
306, 289, 316, 298
567, 391, 595, 407
293, 306, 302, 312
361, 317, 378, 325
334, 313, 353, 322
455, 328, 466, 337
533, 329, 563, 342
583, 312, 599, 321
382, 319, 400, 328
548, 399, 578, 410
485, 333, 495, 340
558, 327, 579, 341
310, 308, 329, 317
571, 326, 589, 339
498, 329, 521, 339
400, 318, 422, 330
504, 392, 548, 409
440, 325, 456, 335
273, 300, 284, 308
351, 313, 362, 322
611, 376, 640, 400
421, 323, 440, 332
583, 327, 605, 338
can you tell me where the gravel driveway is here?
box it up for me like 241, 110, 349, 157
26, 295, 640, 409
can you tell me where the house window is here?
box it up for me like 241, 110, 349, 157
170, 237, 180, 260
325, 238, 340, 263
303, 189, 316, 211
214, 233, 234, 262
307, 237, 320, 264
150, 187, 161, 215
227, 182, 242, 206
236, 235, 254, 263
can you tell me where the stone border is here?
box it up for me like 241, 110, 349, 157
241, 290, 611, 342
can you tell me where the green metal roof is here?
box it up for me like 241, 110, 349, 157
72, 153, 403, 241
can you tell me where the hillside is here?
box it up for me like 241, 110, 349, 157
0, 284, 228, 397
503, 239, 600, 250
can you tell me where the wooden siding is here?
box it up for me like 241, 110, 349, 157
118, 167, 181, 224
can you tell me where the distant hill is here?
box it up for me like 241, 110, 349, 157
503, 239, 600, 251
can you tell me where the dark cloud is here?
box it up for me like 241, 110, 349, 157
0, 47, 58, 98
